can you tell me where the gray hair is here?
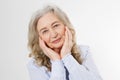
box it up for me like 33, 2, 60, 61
28, 5, 82, 71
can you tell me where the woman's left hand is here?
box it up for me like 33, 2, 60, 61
60, 27, 73, 58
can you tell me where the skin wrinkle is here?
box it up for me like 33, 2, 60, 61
28, 5, 83, 71
37, 12, 66, 54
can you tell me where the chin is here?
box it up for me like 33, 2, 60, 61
53, 44, 63, 49
50, 41, 64, 49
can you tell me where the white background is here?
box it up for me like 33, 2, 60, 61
0, 0, 120, 80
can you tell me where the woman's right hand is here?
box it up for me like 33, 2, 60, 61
39, 37, 61, 61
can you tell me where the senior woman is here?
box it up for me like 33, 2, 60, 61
27, 5, 102, 80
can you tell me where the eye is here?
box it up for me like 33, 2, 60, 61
53, 24, 60, 28
42, 30, 48, 34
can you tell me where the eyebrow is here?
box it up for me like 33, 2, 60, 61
51, 21, 59, 26
39, 27, 47, 32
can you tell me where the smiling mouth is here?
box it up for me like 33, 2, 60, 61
52, 38, 61, 44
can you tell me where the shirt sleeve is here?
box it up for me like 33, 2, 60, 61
62, 46, 103, 80
49, 60, 66, 80
27, 59, 49, 80
27, 59, 66, 80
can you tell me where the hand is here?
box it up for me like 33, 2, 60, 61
60, 27, 73, 58
39, 37, 61, 61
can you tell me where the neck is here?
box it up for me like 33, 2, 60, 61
54, 48, 60, 53
53, 48, 61, 54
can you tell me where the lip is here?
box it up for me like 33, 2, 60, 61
52, 38, 61, 43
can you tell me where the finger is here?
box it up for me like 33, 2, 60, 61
39, 37, 48, 49
39, 37, 60, 60
66, 27, 72, 42
39, 37, 49, 53
39, 37, 50, 56
64, 27, 68, 45
66, 27, 73, 47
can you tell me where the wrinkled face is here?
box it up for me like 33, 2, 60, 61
37, 12, 66, 49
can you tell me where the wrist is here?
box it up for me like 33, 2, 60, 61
51, 56, 61, 61
61, 52, 71, 59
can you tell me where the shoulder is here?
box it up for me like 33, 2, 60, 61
27, 59, 50, 80
77, 45, 90, 59
27, 58, 48, 72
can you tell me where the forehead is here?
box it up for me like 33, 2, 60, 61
37, 12, 60, 29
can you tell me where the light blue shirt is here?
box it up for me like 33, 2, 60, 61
27, 45, 102, 80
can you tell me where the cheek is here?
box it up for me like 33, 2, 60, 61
41, 35, 49, 44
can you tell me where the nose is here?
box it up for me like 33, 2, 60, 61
50, 29, 58, 38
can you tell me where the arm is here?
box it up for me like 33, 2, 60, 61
27, 32, 67, 80
27, 59, 49, 80
62, 46, 102, 80
27, 59, 66, 80
50, 60, 66, 80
